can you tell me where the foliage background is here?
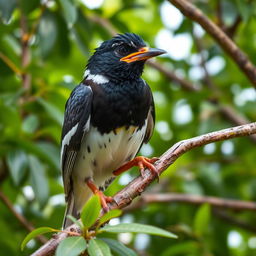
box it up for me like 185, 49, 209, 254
0, 0, 256, 255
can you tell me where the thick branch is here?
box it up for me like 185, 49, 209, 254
125, 193, 256, 212
32, 122, 256, 256
168, 0, 256, 87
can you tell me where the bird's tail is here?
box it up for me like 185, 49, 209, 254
62, 193, 79, 229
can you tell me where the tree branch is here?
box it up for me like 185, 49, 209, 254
125, 193, 256, 212
32, 122, 256, 256
0, 191, 47, 244
168, 0, 256, 87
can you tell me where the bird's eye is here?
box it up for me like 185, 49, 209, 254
115, 44, 133, 57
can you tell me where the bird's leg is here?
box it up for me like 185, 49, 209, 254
86, 178, 113, 212
113, 156, 159, 180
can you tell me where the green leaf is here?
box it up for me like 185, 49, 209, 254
102, 238, 137, 256
38, 98, 63, 125
21, 227, 57, 251
38, 12, 58, 57
67, 215, 84, 230
22, 114, 39, 134
56, 236, 87, 256
7, 149, 28, 186
88, 239, 112, 256
98, 209, 122, 227
36, 142, 60, 170
193, 203, 211, 236
101, 223, 177, 239
0, 0, 16, 23
59, 0, 77, 28
81, 195, 101, 229
28, 155, 49, 206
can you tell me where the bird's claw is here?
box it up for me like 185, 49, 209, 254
113, 156, 160, 182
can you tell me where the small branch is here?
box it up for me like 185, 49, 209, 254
0, 191, 47, 244
147, 60, 199, 91
213, 209, 256, 233
168, 0, 256, 87
225, 15, 242, 39
32, 122, 256, 256
192, 30, 256, 143
125, 193, 256, 212
0, 52, 23, 76
88, 14, 118, 37
19, 2, 31, 93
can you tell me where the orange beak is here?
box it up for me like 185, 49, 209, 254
120, 47, 166, 63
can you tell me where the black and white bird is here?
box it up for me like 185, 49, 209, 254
61, 33, 165, 228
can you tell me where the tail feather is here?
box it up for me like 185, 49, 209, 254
62, 193, 79, 229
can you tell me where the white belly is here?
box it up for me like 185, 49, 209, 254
72, 123, 147, 211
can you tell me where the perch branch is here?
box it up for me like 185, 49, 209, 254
32, 122, 256, 256
168, 0, 256, 87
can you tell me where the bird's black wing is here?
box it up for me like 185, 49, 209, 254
61, 84, 93, 199
143, 82, 155, 144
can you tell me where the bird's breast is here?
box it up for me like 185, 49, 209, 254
73, 123, 147, 183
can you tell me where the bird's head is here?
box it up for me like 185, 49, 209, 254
86, 33, 166, 82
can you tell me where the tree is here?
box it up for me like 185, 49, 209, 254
0, 0, 256, 255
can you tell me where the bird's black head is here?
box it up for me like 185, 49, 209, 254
86, 33, 165, 82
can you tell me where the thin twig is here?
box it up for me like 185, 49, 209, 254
168, 0, 256, 87
19, 2, 31, 93
192, 31, 256, 143
0, 52, 23, 75
213, 209, 256, 233
125, 193, 256, 212
0, 191, 47, 244
32, 122, 256, 256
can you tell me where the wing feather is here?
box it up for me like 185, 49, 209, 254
61, 84, 93, 199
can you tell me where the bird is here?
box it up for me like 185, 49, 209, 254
61, 33, 166, 228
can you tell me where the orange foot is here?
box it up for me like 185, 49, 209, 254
113, 156, 159, 180
86, 178, 113, 212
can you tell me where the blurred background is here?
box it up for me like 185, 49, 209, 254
0, 0, 256, 255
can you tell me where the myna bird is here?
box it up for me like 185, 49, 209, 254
61, 33, 166, 228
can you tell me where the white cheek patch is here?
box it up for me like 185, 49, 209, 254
84, 69, 109, 84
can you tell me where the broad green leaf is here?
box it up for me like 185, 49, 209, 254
161, 241, 198, 256
59, 0, 77, 28
36, 142, 60, 170
38, 98, 63, 125
67, 215, 84, 230
22, 114, 39, 134
56, 236, 87, 256
88, 239, 111, 256
21, 227, 57, 250
7, 149, 28, 186
38, 12, 58, 57
0, 0, 16, 23
28, 155, 49, 206
102, 238, 137, 256
98, 209, 122, 227
81, 195, 101, 229
193, 204, 211, 236
101, 223, 177, 239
